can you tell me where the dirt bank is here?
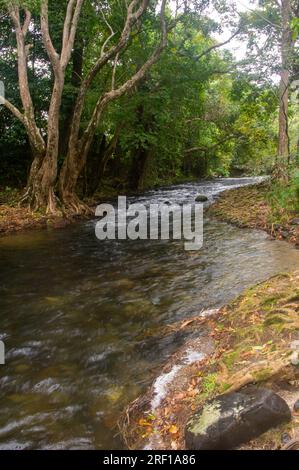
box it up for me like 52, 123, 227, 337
208, 183, 299, 247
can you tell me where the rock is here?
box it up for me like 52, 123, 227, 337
294, 399, 299, 413
281, 231, 289, 239
195, 195, 208, 203
281, 432, 292, 445
185, 388, 291, 450
290, 218, 299, 226
290, 340, 299, 351
290, 351, 299, 366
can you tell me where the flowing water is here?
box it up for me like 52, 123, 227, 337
0, 178, 299, 449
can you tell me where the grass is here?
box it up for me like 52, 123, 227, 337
267, 169, 299, 224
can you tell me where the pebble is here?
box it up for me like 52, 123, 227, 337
281, 432, 292, 445
290, 351, 299, 366
294, 399, 299, 413
290, 341, 299, 351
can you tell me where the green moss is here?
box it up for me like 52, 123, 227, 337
202, 374, 219, 398
261, 294, 284, 307
223, 349, 240, 370
187, 401, 221, 436
264, 315, 286, 326
253, 368, 273, 382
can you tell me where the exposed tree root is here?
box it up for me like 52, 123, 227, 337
61, 193, 94, 216
218, 353, 291, 394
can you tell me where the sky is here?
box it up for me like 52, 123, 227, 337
214, 0, 259, 61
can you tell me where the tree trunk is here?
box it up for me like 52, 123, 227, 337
58, 148, 89, 213
26, 75, 64, 213
277, 0, 292, 163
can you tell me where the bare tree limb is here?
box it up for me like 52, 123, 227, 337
61, 0, 84, 68
40, 0, 60, 74
100, 5, 115, 56
22, 9, 31, 36
2, 98, 25, 125
6, 2, 45, 153
79, 0, 168, 157
194, 28, 241, 61
68, 0, 150, 154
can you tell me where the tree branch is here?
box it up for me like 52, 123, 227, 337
68, 0, 150, 152
2, 97, 25, 125
61, 0, 84, 69
22, 9, 31, 36
185, 134, 240, 154
79, 0, 168, 157
194, 28, 241, 61
40, 0, 60, 74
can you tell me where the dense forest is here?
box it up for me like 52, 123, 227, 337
0, 0, 298, 215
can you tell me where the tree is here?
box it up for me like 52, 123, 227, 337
1, 0, 170, 213
278, 0, 292, 162
58, 0, 168, 212
2, 0, 84, 212
240, 0, 298, 172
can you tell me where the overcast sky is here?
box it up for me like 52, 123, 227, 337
214, 0, 259, 60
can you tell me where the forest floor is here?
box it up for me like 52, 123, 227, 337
0, 203, 75, 236
208, 182, 299, 247
121, 272, 299, 450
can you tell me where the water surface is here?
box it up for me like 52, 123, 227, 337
0, 178, 298, 449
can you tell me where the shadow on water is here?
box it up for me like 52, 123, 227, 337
0, 178, 299, 449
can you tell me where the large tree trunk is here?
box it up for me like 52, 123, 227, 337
59, 39, 84, 158
277, 0, 292, 165
58, 148, 89, 213
28, 75, 64, 212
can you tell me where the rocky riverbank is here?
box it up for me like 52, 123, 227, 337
119, 272, 299, 450
208, 182, 299, 247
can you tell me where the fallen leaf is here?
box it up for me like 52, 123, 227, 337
169, 425, 179, 435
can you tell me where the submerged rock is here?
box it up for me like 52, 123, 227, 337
195, 195, 208, 203
185, 388, 291, 450
294, 399, 299, 413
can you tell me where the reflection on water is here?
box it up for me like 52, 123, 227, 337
0, 178, 298, 449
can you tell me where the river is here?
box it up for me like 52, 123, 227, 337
0, 177, 299, 449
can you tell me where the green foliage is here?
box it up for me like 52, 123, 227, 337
291, 17, 299, 40
0, 0, 297, 193
267, 169, 299, 221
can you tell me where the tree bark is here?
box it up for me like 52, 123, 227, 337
277, 0, 292, 162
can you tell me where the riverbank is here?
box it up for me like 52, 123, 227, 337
208, 181, 299, 247
0, 176, 199, 236
119, 178, 299, 450
0, 187, 94, 236
120, 272, 299, 450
